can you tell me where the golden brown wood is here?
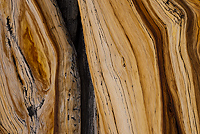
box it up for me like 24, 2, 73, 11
0, 0, 80, 133
78, 0, 200, 133
1, 0, 200, 133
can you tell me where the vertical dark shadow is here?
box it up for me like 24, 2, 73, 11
56, 0, 96, 133
77, 26, 97, 134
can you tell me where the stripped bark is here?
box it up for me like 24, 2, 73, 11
0, 0, 80, 133
78, 0, 200, 133
1, 0, 200, 133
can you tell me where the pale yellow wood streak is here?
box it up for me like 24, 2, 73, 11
78, 0, 200, 133
78, 0, 162, 133
0, 0, 80, 133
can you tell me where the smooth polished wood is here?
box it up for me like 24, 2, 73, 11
78, 0, 200, 133
0, 0, 80, 133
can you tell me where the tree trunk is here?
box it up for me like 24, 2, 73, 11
1, 0, 200, 134
78, 0, 200, 133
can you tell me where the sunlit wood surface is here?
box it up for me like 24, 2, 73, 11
0, 0, 80, 133
78, 0, 200, 133
1, 0, 200, 133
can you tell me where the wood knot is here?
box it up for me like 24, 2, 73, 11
122, 57, 126, 67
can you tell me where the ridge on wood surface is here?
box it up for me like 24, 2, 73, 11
78, 0, 200, 133
1, 0, 200, 133
0, 0, 80, 133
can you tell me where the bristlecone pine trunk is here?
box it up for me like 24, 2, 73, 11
0, 0, 200, 134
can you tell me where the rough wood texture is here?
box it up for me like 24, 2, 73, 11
1, 0, 200, 133
78, 0, 200, 133
57, 0, 79, 44
56, 0, 97, 133
77, 28, 97, 134
0, 0, 80, 133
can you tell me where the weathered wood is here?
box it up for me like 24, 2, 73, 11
57, 0, 79, 45
1, 0, 200, 133
77, 27, 97, 134
0, 0, 80, 133
56, 0, 97, 133
78, 0, 200, 133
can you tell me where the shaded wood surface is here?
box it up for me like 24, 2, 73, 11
56, 0, 97, 133
77, 28, 97, 134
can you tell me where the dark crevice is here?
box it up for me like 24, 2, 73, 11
75, 9, 82, 50
56, 0, 96, 133
12, 54, 23, 85
77, 24, 96, 134
27, 105, 37, 120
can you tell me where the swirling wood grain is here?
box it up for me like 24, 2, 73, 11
78, 0, 200, 133
0, 0, 80, 133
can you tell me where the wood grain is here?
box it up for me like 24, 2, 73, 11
78, 0, 200, 133
0, 0, 80, 133
56, 0, 97, 133
1, 0, 200, 133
